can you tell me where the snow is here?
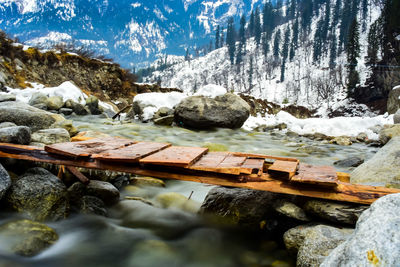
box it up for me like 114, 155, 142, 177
133, 92, 187, 120
393, 85, 400, 90
243, 111, 393, 141
194, 84, 227, 98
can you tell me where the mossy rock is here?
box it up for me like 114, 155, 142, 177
156, 192, 201, 213
130, 176, 165, 188
202, 142, 228, 152
0, 219, 58, 257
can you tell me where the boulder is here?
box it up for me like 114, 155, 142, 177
333, 156, 364, 168
303, 200, 368, 225
130, 176, 165, 187
153, 107, 174, 120
0, 101, 65, 131
156, 192, 201, 213
387, 86, 400, 114
321, 193, 400, 266
272, 200, 310, 222
85, 96, 102, 115
200, 187, 300, 235
59, 108, 73, 116
31, 128, 70, 145
351, 136, 400, 186
174, 93, 251, 129
65, 99, 88, 115
153, 115, 174, 126
76, 195, 107, 216
284, 224, 353, 267
331, 136, 352, 146
28, 92, 48, 107
0, 93, 16, 102
0, 126, 31, 145
68, 180, 120, 206
5, 167, 69, 221
394, 109, 400, 124
379, 124, 400, 145
0, 163, 11, 200
51, 119, 79, 137
0, 219, 58, 257
46, 96, 64, 111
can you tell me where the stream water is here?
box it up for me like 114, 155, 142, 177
0, 115, 379, 267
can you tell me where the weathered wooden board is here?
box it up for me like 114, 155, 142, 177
240, 158, 265, 175
0, 142, 399, 204
189, 152, 230, 172
140, 146, 209, 167
45, 137, 135, 158
291, 164, 338, 187
268, 160, 299, 179
92, 142, 171, 162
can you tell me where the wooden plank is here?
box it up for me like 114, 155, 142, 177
268, 160, 299, 180
240, 158, 265, 175
0, 142, 399, 204
140, 146, 209, 167
66, 166, 90, 185
337, 172, 351, 183
92, 142, 171, 162
45, 137, 135, 158
291, 164, 338, 187
231, 152, 299, 162
189, 152, 230, 171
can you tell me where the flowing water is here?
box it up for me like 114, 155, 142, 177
0, 115, 379, 267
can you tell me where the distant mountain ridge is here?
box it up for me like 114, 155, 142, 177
0, 0, 265, 67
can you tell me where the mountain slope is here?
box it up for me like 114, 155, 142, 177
0, 0, 264, 67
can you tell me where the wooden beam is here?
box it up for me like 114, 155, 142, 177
0, 142, 398, 205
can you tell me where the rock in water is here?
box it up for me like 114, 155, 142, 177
85, 96, 102, 115
46, 96, 64, 111
333, 156, 364, 168
387, 86, 400, 114
351, 136, 400, 186
379, 124, 400, 145
303, 200, 368, 225
0, 93, 16, 102
174, 93, 250, 129
0, 101, 65, 131
28, 92, 48, 107
0, 126, 31, 144
77, 195, 107, 216
0, 219, 58, 257
284, 224, 353, 267
394, 109, 400, 124
5, 167, 69, 221
68, 180, 120, 205
321, 193, 400, 266
31, 128, 70, 145
0, 163, 11, 200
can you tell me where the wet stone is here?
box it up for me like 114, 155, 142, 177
333, 156, 364, 168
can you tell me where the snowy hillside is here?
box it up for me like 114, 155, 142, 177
144, 0, 382, 113
0, 0, 265, 67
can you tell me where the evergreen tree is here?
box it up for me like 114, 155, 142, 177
321, 0, 331, 51
329, 34, 337, 67
215, 25, 220, 49
226, 17, 236, 65
236, 44, 243, 66
185, 48, 190, 61
282, 28, 290, 62
361, 0, 368, 30
254, 7, 262, 45
273, 29, 281, 58
248, 56, 254, 89
262, 34, 270, 57
346, 18, 361, 95
288, 0, 297, 19
300, 0, 313, 34
292, 18, 299, 50
313, 19, 324, 62
249, 10, 255, 37
262, 2, 273, 34
366, 19, 380, 65
332, 0, 341, 30
239, 14, 246, 46
220, 27, 224, 47
339, 0, 352, 50
289, 44, 295, 61
280, 61, 286, 82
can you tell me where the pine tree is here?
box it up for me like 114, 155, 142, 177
339, 0, 352, 50
313, 19, 324, 62
254, 7, 262, 45
236, 44, 243, 66
185, 48, 190, 61
321, 0, 331, 52
292, 18, 299, 49
346, 18, 361, 96
239, 14, 246, 46
282, 28, 290, 62
332, 0, 341, 32
262, 2, 273, 34
215, 25, 220, 49
329, 34, 337, 67
220, 27, 224, 48
273, 29, 281, 58
262, 34, 270, 57
366, 19, 380, 65
288, 0, 297, 19
280, 61, 286, 82
300, 0, 313, 34
226, 17, 236, 65
249, 11, 255, 37
361, 0, 368, 30
289, 44, 295, 61
248, 56, 254, 89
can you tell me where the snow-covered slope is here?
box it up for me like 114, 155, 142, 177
145, 0, 381, 113
0, 0, 264, 67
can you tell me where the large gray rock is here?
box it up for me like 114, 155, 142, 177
394, 109, 400, 124
174, 93, 251, 129
5, 167, 69, 221
0, 219, 58, 257
65, 99, 88, 115
0, 101, 65, 131
28, 92, 48, 107
85, 96, 102, 115
303, 200, 368, 225
31, 128, 70, 145
0, 122, 17, 128
387, 86, 400, 114
200, 187, 301, 234
284, 224, 353, 267
0, 126, 31, 144
333, 156, 364, 168
351, 136, 400, 186
0, 163, 11, 200
379, 124, 400, 145
68, 180, 120, 206
0, 93, 16, 102
322, 193, 400, 266
76, 195, 107, 216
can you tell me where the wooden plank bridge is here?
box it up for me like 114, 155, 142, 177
0, 136, 399, 205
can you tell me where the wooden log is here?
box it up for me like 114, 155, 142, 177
0, 142, 399, 205
66, 166, 90, 185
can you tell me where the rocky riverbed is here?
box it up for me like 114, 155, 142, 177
0, 90, 399, 267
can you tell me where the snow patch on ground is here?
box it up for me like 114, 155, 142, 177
194, 84, 227, 98
133, 92, 188, 121
243, 111, 393, 140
